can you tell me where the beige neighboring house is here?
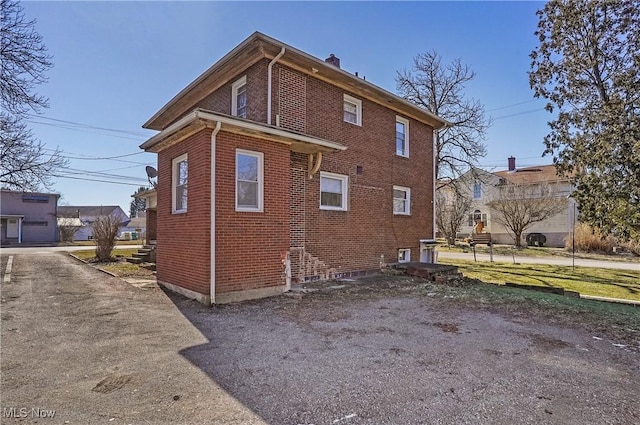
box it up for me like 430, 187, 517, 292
446, 157, 575, 247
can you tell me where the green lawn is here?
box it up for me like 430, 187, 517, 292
72, 248, 139, 261
439, 259, 640, 302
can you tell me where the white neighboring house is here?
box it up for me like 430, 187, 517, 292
56, 206, 131, 241
442, 157, 574, 247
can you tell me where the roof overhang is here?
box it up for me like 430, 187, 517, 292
143, 32, 450, 131
140, 109, 347, 154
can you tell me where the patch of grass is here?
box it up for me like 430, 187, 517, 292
439, 259, 640, 301
100, 262, 154, 278
72, 248, 139, 261
437, 242, 639, 263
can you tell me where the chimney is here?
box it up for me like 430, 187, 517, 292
508, 156, 516, 171
325, 53, 340, 68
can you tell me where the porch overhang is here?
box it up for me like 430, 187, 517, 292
140, 109, 347, 155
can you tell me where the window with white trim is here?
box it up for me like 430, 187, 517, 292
393, 185, 411, 215
236, 149, 263, 212
320, 171, 348, 211
398, 249, 411, 263
232, 76, 247, 118
396, 116, 409, 157
343, 94, 362, 126
172, 154, 188, 214
473, 182, 482, 199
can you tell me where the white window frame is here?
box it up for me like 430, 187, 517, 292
172, 153, 188, 214
231, 75, 247, 118
393, 185, 411, 215
319, 171, 349, 211
398, 248, 411, 263
396, 116, 409, 157
235, 149, 264, 212
473, 182, 482, 199
343, 94, 362, 126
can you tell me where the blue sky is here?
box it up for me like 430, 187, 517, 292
21, 0, 548, 214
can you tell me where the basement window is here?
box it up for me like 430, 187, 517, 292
398, 249, 411, 263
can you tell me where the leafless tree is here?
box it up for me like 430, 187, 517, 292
92, 215, 121, 262
436, 184, 472, 246
1, 114, 66, 190
0, 0, 65, 191
57, 217, 82, 242
488, 183, 566, 248
396, 50, 490, 184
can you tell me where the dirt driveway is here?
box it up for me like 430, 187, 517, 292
1, 252, 639, 424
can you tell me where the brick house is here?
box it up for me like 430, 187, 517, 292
140, 32, 448, 304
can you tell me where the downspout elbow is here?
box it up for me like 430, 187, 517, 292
267, 47, 286, 125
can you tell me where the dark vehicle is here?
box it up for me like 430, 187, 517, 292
526, 233, 547, 247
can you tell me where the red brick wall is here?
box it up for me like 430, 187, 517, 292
282, 67, 435, 280
156, 130, 212, 295
197, 60, 268, 123
214, 133, 290, 295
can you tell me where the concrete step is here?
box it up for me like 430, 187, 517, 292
126, 257, 143, 264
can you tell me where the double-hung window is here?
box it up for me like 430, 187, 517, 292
320, 171, 348, 211
396, 116, 409, 157
236, 149, 263, 212
473, 182, 482, 199
232, 76, 247, 118
172, 154, 188, 214
393, 185, 411, 215
343, 94, 362, 126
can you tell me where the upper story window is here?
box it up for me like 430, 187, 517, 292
393, 185, 411, 215
22, 194, 49, 203
343, 94, 362, 126
320, 171, 348, 211
232, 76, 247, 118
473, 182, 482, 199
236, 149, 263, 212
396, 116, 409, 157
172, 154, 188, 214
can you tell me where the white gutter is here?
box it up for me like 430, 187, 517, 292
140, 109, 347, 153
210, 121, 222, 305
267, 47, 285, 125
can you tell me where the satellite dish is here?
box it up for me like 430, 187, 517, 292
145, 166, 158, 188
145, 166, 158, 178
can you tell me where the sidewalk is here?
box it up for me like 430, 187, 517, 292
436, 250, 640, 272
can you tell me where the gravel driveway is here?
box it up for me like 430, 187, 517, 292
1, 252, 638, 424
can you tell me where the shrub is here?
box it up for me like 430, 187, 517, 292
92, 215, 121, 262
566, 223, 615, 253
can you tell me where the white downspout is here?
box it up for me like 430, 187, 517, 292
433, 129, 437, 240
210, 121, 222, 305
267, 47, 286, 125
18, 217, 22, 244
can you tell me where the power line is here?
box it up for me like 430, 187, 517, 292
53, 175, 149, 187
25, 114, 150, 137
487, 99, 538, 112
492, 108, 546, 120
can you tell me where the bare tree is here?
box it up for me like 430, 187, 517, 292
0, 114, 66, 190
92, 215, 121, 262
396, 51, 490, 184
0, 0, 66, 191
488, 183, 566, 248
436, 184, 472, 246
57, 217, 82, 242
